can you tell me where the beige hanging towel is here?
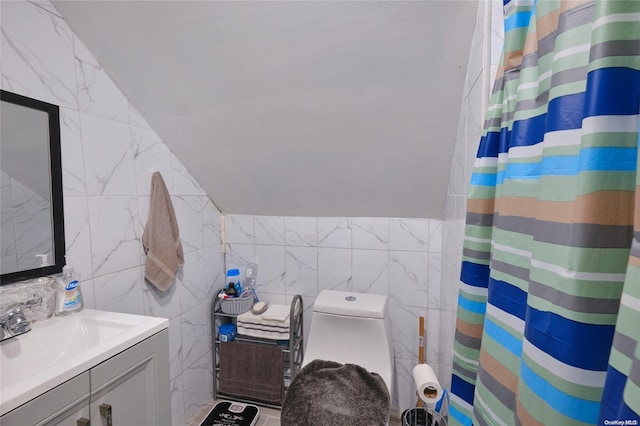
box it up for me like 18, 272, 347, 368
142, 171, 184, 291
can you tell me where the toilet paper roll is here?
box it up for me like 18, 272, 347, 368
412, 364, 442, 405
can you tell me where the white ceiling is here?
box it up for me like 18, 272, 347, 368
52, 0, 478, 219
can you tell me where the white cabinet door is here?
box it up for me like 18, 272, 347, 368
89, 330, 170, 426
46, 403, 90, 426
0, 372, 90, 426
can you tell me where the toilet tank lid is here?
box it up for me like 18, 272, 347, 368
313, 290, 387, 319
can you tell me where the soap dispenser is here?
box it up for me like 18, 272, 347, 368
35, 253, 49, 267
55, 264, 84, 316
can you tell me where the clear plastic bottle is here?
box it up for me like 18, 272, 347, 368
243, 263, 259, 302
55, 264, 83, 316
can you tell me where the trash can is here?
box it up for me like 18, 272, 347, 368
401, 407, 444, 426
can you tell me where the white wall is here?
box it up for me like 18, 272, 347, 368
1, 1, 224, 424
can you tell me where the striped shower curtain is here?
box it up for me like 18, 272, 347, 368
450, 1, 640, 425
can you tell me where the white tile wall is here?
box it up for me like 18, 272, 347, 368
440, 0, 502, 405
0, 2, 224, 424
224, 214, 443, 413
491, 0, 505, 67
1, 171, 53, 273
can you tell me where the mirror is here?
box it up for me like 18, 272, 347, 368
1, 90, 65, 285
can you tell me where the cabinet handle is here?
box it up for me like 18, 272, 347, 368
99, 403, 112, 426
77, 418, 90, 426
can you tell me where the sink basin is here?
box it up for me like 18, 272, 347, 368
0, 309, 168, 416
1, 312, 133, 384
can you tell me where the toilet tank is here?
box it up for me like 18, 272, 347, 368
313, 289, 387, 318
303, 290, 394, 394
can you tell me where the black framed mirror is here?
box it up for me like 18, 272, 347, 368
1, 90, 65, 284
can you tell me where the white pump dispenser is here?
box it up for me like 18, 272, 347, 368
35, 253, 49, 266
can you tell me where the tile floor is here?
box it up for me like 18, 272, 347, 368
192, 399, 404, 426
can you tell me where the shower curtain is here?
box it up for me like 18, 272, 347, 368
450, 1, 640, 425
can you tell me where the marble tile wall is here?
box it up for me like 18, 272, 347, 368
0, 1, 224, 424
224, 214, 447, 414
441, 0, 504, 405
1, 171, 53, 273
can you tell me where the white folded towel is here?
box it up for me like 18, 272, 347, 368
237, 308, 290, 340
261, 304, 291, 322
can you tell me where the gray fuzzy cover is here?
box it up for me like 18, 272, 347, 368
281, 359, 390, 426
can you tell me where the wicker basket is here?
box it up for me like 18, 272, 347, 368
220, 290, 254, 315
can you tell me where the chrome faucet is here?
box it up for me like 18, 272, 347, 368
0, 306, 32, 342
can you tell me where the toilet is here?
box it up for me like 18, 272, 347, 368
303, 290, 394, 400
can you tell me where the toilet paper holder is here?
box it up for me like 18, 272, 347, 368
412, 364, 443, 406
401, 406, 446, 426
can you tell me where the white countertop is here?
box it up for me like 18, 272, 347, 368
0, 309, 168, 416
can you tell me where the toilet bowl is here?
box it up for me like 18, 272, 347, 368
303, 290, 394, 400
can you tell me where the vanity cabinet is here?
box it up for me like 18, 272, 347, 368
0, 372, 90, 426
0, 329, 170, 426
89, 328, 169, 426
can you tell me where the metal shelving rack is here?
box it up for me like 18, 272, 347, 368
210, 291, 304, 409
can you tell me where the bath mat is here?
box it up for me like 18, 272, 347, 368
199, 401, 259, 426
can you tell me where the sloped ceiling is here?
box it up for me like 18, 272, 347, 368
53, 0, 478, 219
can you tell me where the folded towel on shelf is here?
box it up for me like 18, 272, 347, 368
142, 171, 184, 291
219, 341, 284, 405
237, 308, 290, 340
260, 304, 290, 322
